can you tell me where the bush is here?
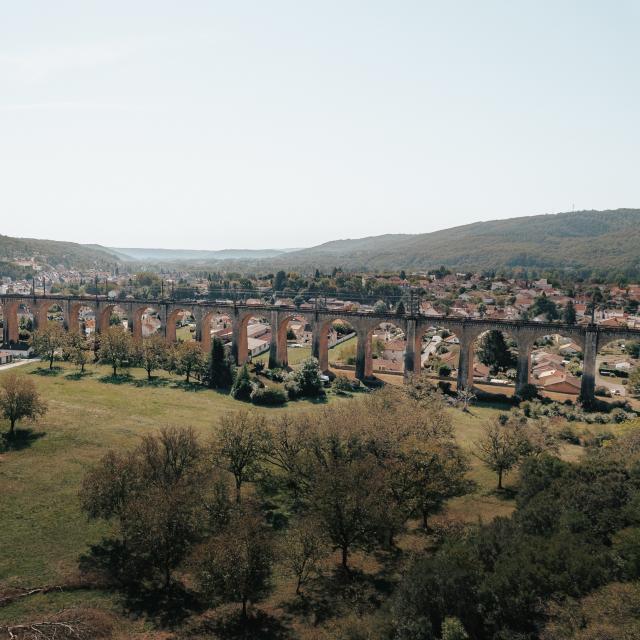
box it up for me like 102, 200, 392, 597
595, 386, 611, 398
517, 383, 540, 402
265, 367, 286, 382
231, 364, 254, 401
438, 364, 452, 377
251, 386, 287, 406
333, 375, 353, 392
284, 358, 324, 399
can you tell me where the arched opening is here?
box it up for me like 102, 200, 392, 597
98, 304, 130, 334
420, 325, 461, 384
69, 304, 96, 337
134, 306, 162, 339
237, 313, 272, 365
42, 302, 65, 325
367, 320, 406, 378
529, 333, 583, 398
316, 318, 358, 376
200, 310, 233, 355
167, 309, 196, 343
594, 336, 638, 401
472, 329, 520, 393
275, 314, 312, 368
17, 303, 36, 342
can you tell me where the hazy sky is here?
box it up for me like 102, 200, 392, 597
1, 1, 639, 250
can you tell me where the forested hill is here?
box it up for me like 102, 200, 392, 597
272, 209, 640, 276
0, 235, 120, 270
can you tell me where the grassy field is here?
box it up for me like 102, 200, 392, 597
255, 336, 357, 368
0, 359, 603, 636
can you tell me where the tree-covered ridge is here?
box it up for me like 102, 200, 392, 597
0, 234, 120, 269
272, 209, 640, 276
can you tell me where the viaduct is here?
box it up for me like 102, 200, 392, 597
2, 294, 639, 405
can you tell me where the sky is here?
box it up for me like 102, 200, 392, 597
1, 1, 639, 250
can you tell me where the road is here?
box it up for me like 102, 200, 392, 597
0, 358, 40, 372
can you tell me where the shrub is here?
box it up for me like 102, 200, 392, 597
595, 386, 611, 398
517, 383, 540, 402
251, 386, 287, 406
333, 375, 353, 392
231, 364, 254, 401
438, 364, 452, 377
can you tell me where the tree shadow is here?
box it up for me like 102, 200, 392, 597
194, 609, 292, 640
31, 366, 63, 376
280, 565, 392, 627
78, 538, 202, 627
1, 428, 46, 451
66, 371, 92, 381
132, 376, 171, 388
172, 380, 208, 392
98, 373, 134, 385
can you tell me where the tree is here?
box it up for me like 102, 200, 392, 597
172, 341, 205, 383
373, 300, 388, 314
280, 517, 327, 595
80, 426, 211, 589
563, 300, 577, 324
630, 366, 640, 398
530, 293, 558, 321
231, 364, 254, 401
442, 617, 469, 640
207, 336, 233, 389
293, 357, 323, 397
407, 446, 470, 530
310, 455, 384, 570
65, 330, 90, 373
98, 326, 132, 376
473, 415, 525, 490
456, 389, 476, 412
0, 373, 47, 437
213, 410, 267, 503
273, 270, 287, 292
476, 330, 517, 374
31, 321, 67, 369
135, 334, 168, 380
194, 507, 274, 619
395, 300, 406, 315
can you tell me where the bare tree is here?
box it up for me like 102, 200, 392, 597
194, 506, 274, 619
280, 517, 328, 595
213, 410, 268, 503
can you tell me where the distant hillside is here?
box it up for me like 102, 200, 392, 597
111, 247, 295, 262
0, 235, 120, 269
272, 209, 640, 276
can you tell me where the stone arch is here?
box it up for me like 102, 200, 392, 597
315, 316, 367, 378
366, 318, 407, 378
16, 302, 37, 341
69, 303, 96, 336
471, 327, 521, 394
593, 333, 638, 401
166, 308, 196, 343
35, 301, 65, 329
132, 305, 163, 340
417, 323, 463, 383
98, 304, 129, 334
274, 313, 313, 369
199, 309, 234, 355
235, 310, 272, 366
528, 330, 585, 398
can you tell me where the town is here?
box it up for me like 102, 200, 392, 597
2, 261, 639, 403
